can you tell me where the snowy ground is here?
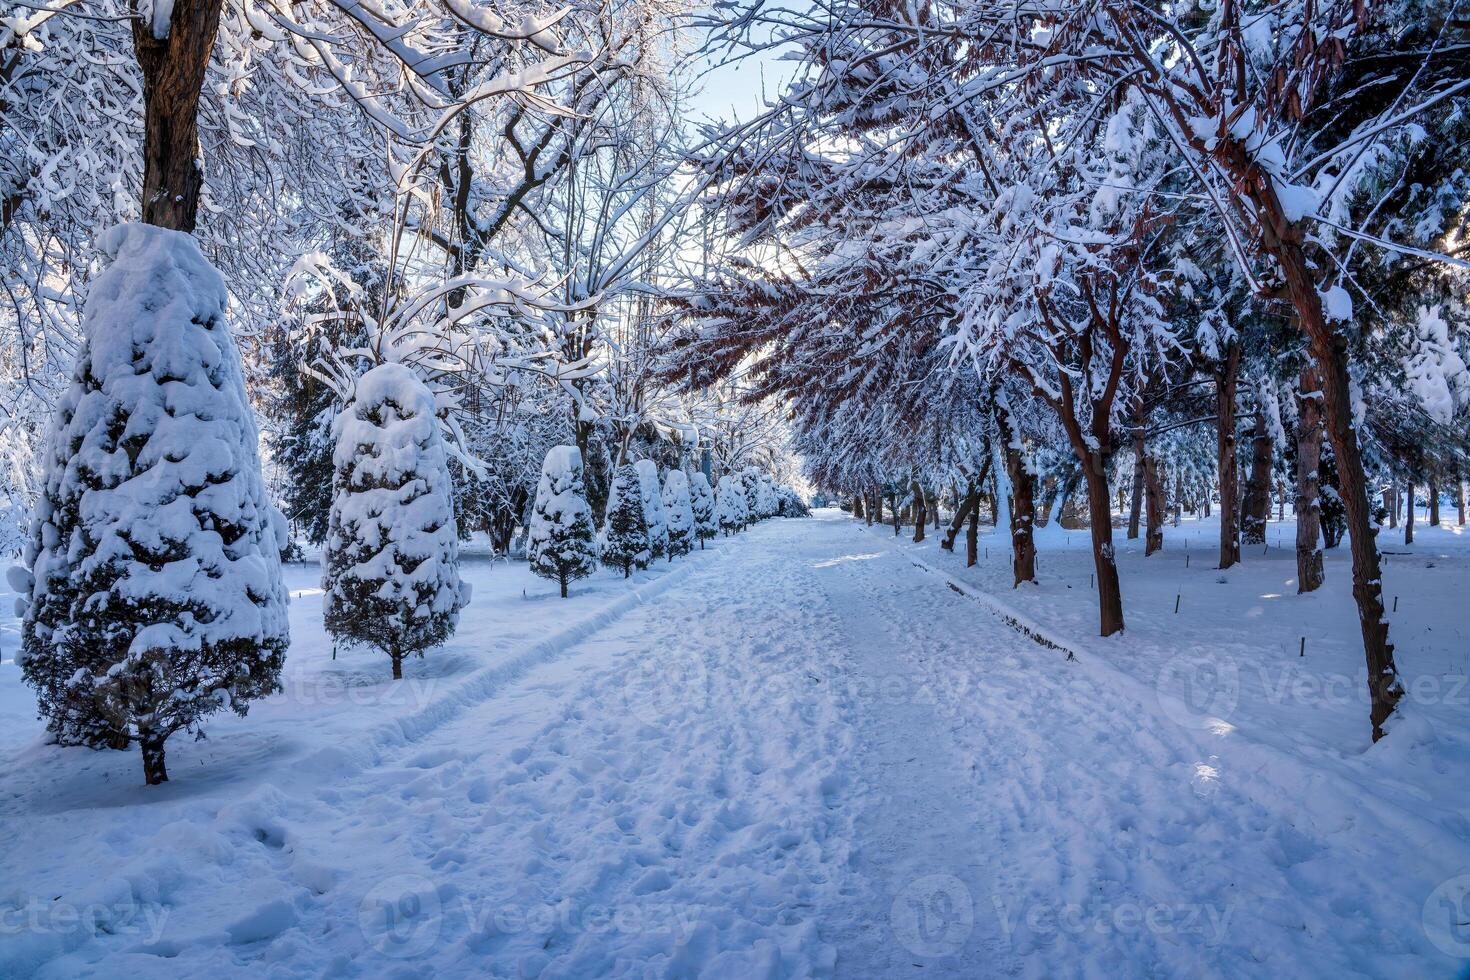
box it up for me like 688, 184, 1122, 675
2, 510, 1469, 977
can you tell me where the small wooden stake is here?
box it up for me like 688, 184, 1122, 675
1299, 636, 1306, 657
1393, 595, 1399, 612
1174, 594, 1181, 614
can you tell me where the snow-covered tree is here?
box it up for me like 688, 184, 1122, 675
528, 446, 598, 597
633, 459, 669, 561
602, 463, 649, 576
689, 471, 717, 547
16, 224, 289, 785
716, 474, 747, 535
662, 470, 696, 558
323, 363, 468, 681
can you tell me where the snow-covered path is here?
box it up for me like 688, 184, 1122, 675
3, 512, 1464, 977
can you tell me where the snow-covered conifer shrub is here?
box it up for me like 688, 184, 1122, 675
662, 470, 696, 558
323, 363, 468, 681
716, 475, 748, 535
602, 464, 649, 576
689, 472, 717, 547
634, 459, 669, 561
17, 224, 290, 785
528, 446, 598, 597
778, 487, 810, 517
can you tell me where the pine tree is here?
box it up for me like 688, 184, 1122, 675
323, 363, 468, 680
17, 225, 290, 785
602, 464, 649, 576
633, 459, 669, 561
662, 470, 696, 558
716, 474, 748, 535
689, 471, 717, 548
528, 446, 598, 597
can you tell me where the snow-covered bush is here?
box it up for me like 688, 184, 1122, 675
716, 475, 748, 535
323, 363, 468, 680
690, 471, 717, 548
17, 224, 290, 785
777, 487, 810, 517
662, 470, 696, 558
528, 446, 598, 597
634, 459, 669, 561
602, 463, 649, 576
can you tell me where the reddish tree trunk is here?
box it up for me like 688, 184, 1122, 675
1127, 428, 1146, 539
1273, 236, 1401, 740
1143, 456, 1165, 556
1241, 410, 1272, 545
1004, 443, 1037, 586
1295, 363, 1326, 593
1215, 345, 1242, 568
1081, 450, 1124, 635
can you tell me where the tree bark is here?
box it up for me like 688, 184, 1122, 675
1457, 477, 1465, 527
911, 478, 927, 543
391, 651, 404, 681
1429, 474, 1440, 526
1143, 456, 1165, 556
1295, 363, 1326, 593
1081, 450, 1124, 635
997, 416, 1037, 586
133, 0, 224, 232
1385, 486, 1397, 528
1405, 482, 1415, 545
853, 492, 865, 522
1215, 344, 1242, 568
1241, 410, 1272, 546
1273, 235, 1401, 740
1127, 427, 1146, 539
966, 500, 979, 567
141, 733, 169, 785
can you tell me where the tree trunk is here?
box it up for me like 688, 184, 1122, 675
853, 492, 865, 521
1215, 344, 1242, 568
133, 0, 224, 232
997, 421, 1037, 586
966, 501, 978, 567
1127, 427, 1146, 539
1385, 486, 1398, 528
1429, 474, 1440, 526
1241, 410, 1272, 545
911, 478, 927, 543
141, 733, 169, 785
1405, 482, 1414, 545
1006, 447, 1037, 585
560, 575, 569, 598
391, 651, 404, 681
1271, 234, 1400, 740
942, 481, 980, 552
1457, 477, 1465, 527
1081, 451, 1124, 636
1143, 456, 1165, 556
1295, 363, 1326, 593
